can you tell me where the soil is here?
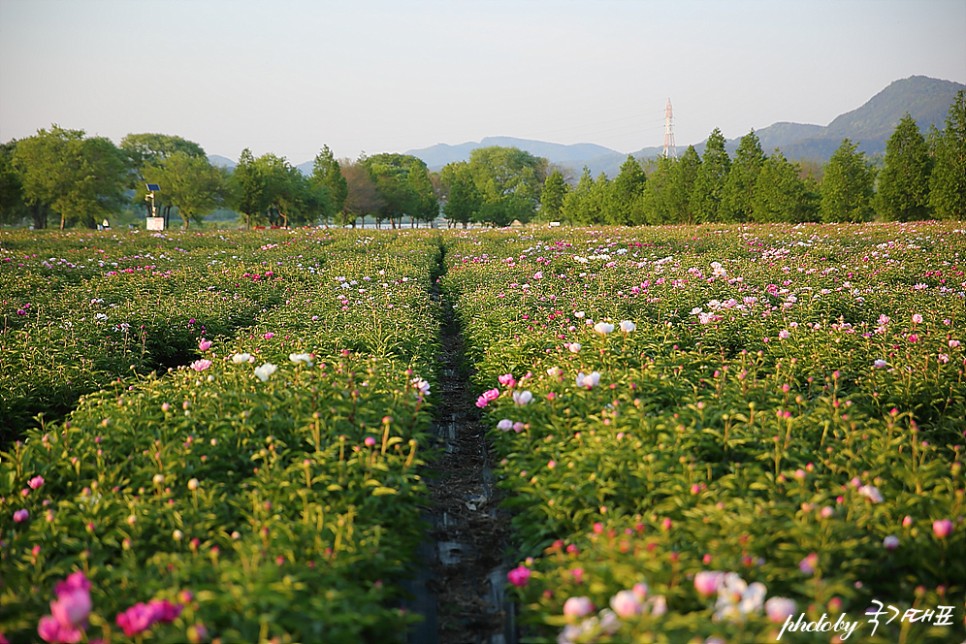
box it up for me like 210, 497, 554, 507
406, 254, 515, 644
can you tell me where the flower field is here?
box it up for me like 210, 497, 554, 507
2, 222, 964, 643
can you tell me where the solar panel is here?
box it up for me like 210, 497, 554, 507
146, 183, 161, 191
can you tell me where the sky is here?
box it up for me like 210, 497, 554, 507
2, 0, 965, 165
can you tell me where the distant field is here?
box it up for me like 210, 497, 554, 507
2, 223, 963, 643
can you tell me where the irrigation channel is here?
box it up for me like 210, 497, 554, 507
405, 243, 516, 644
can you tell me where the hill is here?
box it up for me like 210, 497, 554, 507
404, 76, 964, 177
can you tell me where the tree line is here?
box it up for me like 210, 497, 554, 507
1, 91, 963, 229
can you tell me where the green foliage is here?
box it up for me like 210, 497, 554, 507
928, 90, 966, 220
12, 126, 129, 229
0, 141, 29, 226
690, 129, 731, 223
466, 146, 548, 225
441, 161, 482, 227
751, 150, 815, 223
362, 154, 438, 227
143, 152, 228, 229
609, 156, 647, 225
561, 168, 607, 225
310, 145, 347, 223
876, 114, 932, 221
821, 139, 876, 222
120, 133, 206, 169
538, 169, 568, 222
721, 130, 765, 222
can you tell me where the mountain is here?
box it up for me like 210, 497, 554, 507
210, 76, 963, 179
208, 154, 236, 171
685, 75, 964, 162
400, 76, 964, 177
406, 137, 624, 174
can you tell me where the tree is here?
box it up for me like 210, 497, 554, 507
231, 148, 265, 228
143, 152, 227, 229
466, 146, 548, 225
310, 145, 347, 225
609, 155, 647, 225
441, 162, 482, 228
929, 90, 966, 220
640, 156, 675, 225
721, 130, 765, 222
538, 169, 568, 222
690, 129, 731, 223
820, 139, 875, 222
667, 146, 701, 224
751, 150, 814, 223
875, 114, 932, 221
120, 133, 206, 169
0, 141, 30, 226
362, 153, 437, 228
561, 168, 609, 225
341, 160, 384, 227
13, 126, 128, 229
254, 154, 313, 227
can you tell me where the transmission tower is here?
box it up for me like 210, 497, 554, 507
663, 98, 677, 159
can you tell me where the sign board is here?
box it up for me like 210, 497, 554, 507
146, 217, 165, 231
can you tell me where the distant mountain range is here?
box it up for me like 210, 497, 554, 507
209, 76, 964, 179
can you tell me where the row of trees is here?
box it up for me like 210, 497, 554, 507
436, 91, 964, 225
2, 91, 963, 229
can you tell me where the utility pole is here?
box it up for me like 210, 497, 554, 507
663, 98, 677, 159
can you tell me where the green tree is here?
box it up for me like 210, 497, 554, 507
640, 156, 675, 225
929, 90, 966, 220
0, 141, 30, 226
362, 153, 437, 228
466, 146, 548, 225
538, 169, 568, 222
751, 150, 813, 223
143, 152, 227, 229
12, 125, 129, 229
875, 114, 932, 221
310, 145, 347, 224
231, 148, 266, 228
561, 168, 610, 225
120, 133, 206, 169
821, 139, 876, 222
667, 146, 701, 224
721, 130, 765, 222
441, 162, 482, 228
609, 155, 647, 225
341, 160, 384, 227
690, 129, 731, 223
254, 154, 312, 227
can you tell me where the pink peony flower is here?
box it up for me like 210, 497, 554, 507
694, 571, 723, 597
190, 359, 212, 372
507, 565, 531, 587
475, 388, 500, 408
13, 509, 28, 523
498, 373, 517, 388
116, 603, 155, 637
610, 590, 643, 618
562, 596, 595, 619
28, 475, 45, 489
37, 616, 83, 643
932, 519, 953, 539
912, 313, 923, 324
198, 338, 212, 351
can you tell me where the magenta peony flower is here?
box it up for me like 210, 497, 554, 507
13, 509, 28, 523
507, 565, 531, 587
37, 615, 83, 643
932, 519, 953, 539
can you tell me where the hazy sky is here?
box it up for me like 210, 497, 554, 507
2, 0, 964, 164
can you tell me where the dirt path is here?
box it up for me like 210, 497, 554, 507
406, 243, 514, 644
